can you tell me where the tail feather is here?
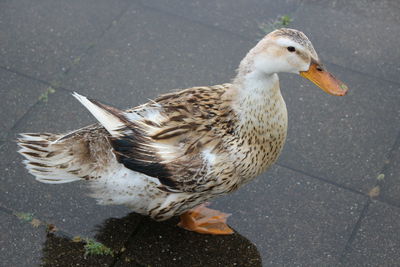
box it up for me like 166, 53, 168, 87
17, 133, 82, 184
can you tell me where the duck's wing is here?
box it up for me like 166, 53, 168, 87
72, 84, 236, 193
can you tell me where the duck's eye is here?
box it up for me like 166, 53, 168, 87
287, 46, 296, 52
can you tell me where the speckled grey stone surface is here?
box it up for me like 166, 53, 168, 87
140, 0, 302, 40
377, 136, 400, 206
115, 217, 262, 267
0, 0, 132, 81
59, 3, 249, 105
278, 63, 400, 194
292, 0, 400, 84
0, 69, 48, 136
1, 0, 400, 266
0, 210, 45, 266
341, 201, 400, 266
212, 165, 366, 266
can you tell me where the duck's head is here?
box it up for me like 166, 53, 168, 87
238, 28, 348, 96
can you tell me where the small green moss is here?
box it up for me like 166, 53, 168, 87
279, 15, 293, 27
72, 56, 81, 65
377, 173, 385, 181
15, 212, 34, 222
87, 42, 96, 49
50, 80, 61, 88
72, 236, 83, 243
38, 86, 56, 102
258, 15, 293, 37
83, 238, 114, 257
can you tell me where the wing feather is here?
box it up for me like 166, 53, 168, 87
73, 84, 235, 192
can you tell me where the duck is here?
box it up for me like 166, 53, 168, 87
17, 28, 348, 235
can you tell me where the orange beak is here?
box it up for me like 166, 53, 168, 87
300, 62, 348, 96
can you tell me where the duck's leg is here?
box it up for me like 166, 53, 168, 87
178, 203, 234, 235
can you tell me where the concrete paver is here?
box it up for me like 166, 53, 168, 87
0, 0, 132, 81
0, 210, 45, 266
141, 0, 302, 40
115, 217, 262, 267
0, 69, 48, 136
60, 3, 249, 106
341, 201, 400, 266
41, 212, 145, 266
213, 165, 366, 265
293, 0, 400, 83
0, 0, 399, 266
278, 63, 400, 194
377, 135, 400, 206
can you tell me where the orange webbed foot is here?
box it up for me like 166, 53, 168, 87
178, 203, 234, 235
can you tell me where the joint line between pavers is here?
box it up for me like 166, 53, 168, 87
339, 199, 371, 264
0, 65, 72, 94
277, 162, 400, 210
276, 162, 366, 196
326, 61, 400, 88
0, 203, 74, 240
0, 65, 54, 87
109, 216, 145, 267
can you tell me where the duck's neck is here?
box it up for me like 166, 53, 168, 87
237, 70, 280, 99
232, 70, 287, 136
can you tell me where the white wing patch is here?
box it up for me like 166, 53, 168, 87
127, 105, 166, 128
202, 148, 216, 165
143, 108, 165, 125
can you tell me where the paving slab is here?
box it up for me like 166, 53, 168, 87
291, 0, 400, 83
212, 165, 366, 266
41, 212, 144, 267
0, 207, 148, 267
0, 208, 117, 266
141, 0, 400, 83
1, 0, 400, 266
41, 233, 115, 267
60, 3, 249, 106
0, 89, 140, 239
91, 212, 143, 253
140, 0, 302, 40
377, 135, 400, 206
341, 201, 400, 266
278, 62, 400, 194
0, 210, 45, 266
0, 0, 132, 82
0, 68, 48, 136
115, 217, 261, 267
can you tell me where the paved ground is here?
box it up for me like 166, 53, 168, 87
1, 0, 399, 266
